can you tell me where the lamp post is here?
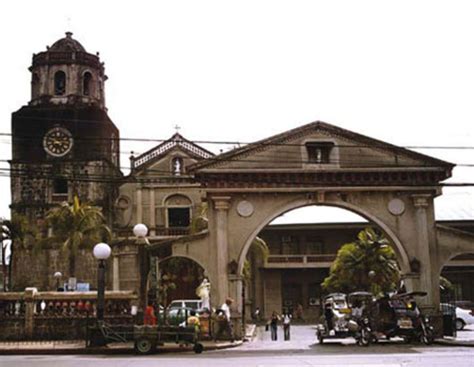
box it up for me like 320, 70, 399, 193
133, 224, 149, 324
53, 271, 62, 291
93, 242, 111, 322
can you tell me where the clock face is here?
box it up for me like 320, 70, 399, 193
43, 127, 73, 157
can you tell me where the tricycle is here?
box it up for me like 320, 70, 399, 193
316, 292, 371, 346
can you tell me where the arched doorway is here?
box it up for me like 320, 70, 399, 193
242, 204, 404, 321
440, 253, 474, 305
158, 256, 205, 307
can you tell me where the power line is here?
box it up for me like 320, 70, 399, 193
1, 131, 474, 150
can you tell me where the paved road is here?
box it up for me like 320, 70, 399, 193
1, 325, 473, 367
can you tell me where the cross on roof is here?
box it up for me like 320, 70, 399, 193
174, 124, 181, 133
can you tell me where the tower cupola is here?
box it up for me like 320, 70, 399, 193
29, 32, 107, 109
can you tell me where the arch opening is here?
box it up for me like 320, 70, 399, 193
82, 71, 93, 96
157, 256, 205, 307
239, 202, 408, 322
54, 71, 66, 95
439, 252, 474, 307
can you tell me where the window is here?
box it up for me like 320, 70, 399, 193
52, 178, 68, 202
305, 142, 334, 164
83, 72, 92, 96
54, 71, 66, 95
168, 208, 190, 227
281, 235, 299, 255
306, 237, 325, 254
165, 194, 192, 229
53, 178, 68, 194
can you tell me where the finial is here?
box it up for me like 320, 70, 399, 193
65, 31, 73, 38
174, 124, 181, 133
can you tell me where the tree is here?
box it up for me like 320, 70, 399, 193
0, 214, 33, 291
322, 227, 400, 295
46, 196, 111, 278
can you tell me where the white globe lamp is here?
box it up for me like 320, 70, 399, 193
133, 223, 148, 238
93, 243, 111, 260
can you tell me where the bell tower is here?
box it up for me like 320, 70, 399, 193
11, 32, 121, 222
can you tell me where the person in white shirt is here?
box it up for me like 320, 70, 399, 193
214, 298, 234, 342
282, 310, 292, 341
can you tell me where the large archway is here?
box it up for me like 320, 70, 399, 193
240, 204, 404, 321
237, 200, 410, 276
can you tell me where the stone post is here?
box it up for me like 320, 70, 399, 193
136, 187, 143, 224
24, 287, 38, 339
412, 194, 439, 310
212, 196, 231, 307
149, 188, 156, 236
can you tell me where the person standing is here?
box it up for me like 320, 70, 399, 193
269, 311, 280, 341
282, 310, 292, 341
214, 298, 235, 342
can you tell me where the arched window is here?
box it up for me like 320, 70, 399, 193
165, 194, 192, 229
83, 72, 92, 96
54, 71, 66, 95
32, 73, 40, 98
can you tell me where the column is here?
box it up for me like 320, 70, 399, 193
212, 196, 231, 306
136, 187, 143, 224
149, 188, 156, 236
412, 194, 438, 310
112, 255, 120, 291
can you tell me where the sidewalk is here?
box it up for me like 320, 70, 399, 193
435, 327, 474, 347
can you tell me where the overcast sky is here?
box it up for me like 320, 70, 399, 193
0, 0, 473, 222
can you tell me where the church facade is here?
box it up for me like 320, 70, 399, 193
10, 34, 474, 326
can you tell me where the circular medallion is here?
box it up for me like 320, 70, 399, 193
388, 198, 405, 216
237, 200, 254, 217
43, 127, 73, 157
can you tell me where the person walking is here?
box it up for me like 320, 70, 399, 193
269, 311, 280, 341
282, 310, 292, 341
214, 297, 235, 343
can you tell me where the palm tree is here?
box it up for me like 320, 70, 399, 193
0, 214, 31, 291
46, 196, 111, 278
322, 227, 400, 295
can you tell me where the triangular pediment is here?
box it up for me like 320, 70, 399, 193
189, 121, 454, 178
131, 133, 214, 176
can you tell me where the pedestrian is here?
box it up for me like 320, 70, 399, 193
214, 297, 235, 343
144, 301, 157, 326
269, 311, 280, 341
187, 310, 201, 334
282, 310, 292, 341
253, 307, 261, 321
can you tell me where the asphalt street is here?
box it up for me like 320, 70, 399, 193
0, 325, 473, 367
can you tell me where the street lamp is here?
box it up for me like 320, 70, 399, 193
93, 242, 111, 321
133, 224, 149, 324
53, 271, 62, 291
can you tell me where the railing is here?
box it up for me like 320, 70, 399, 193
0, 289, 137, 341
265, 254, 336, 267
116, 226, 191, 238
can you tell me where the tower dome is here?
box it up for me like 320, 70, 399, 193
29, 32, 107, 108
49, 32, 86, 52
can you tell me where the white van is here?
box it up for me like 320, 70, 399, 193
168, 299, 202, 311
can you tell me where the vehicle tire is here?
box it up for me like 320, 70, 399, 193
317, 331, 324, 344
455, 319, 465, 331
358, 328, 371, 347
421, 330, 434, 345
135, 338, 156, 355
193, 343, 204, 354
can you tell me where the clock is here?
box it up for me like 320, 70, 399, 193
43, 127, 73, 157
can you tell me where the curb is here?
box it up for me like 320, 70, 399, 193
434, 339, 474, 348
0, 340, 243, 355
